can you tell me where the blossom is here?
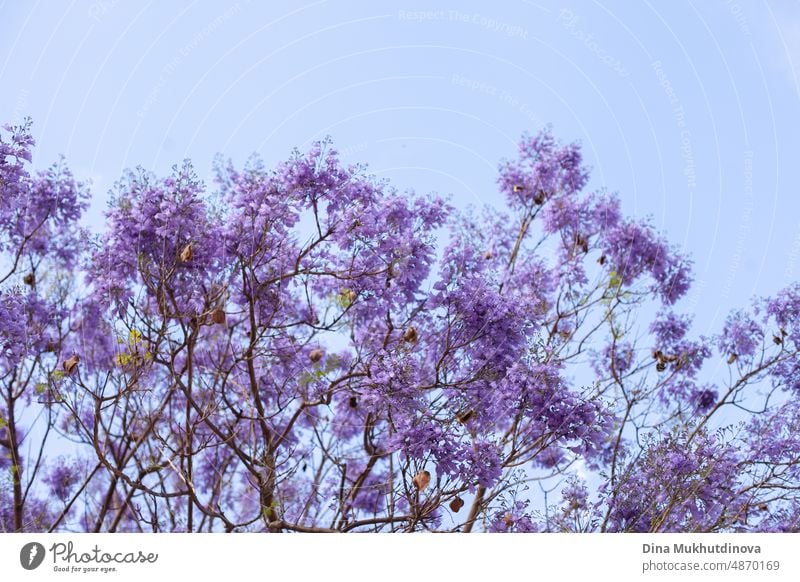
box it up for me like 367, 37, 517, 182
718, 310, 763, 359
488, 499, 538, 532
603, 431, 745, 532
498, 128, 589, 208
600, 220, 693, 304
43, 461, 80, 501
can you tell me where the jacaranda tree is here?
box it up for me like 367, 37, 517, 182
1, 119, 799, 532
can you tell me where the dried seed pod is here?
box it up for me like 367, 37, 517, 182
773, 334, 783, 345
403, 326, 418, 344
449, 497, 464, 513
349, 395, 358, 409
574, 234, 588, 254
727, 353, 738, 364
308, 348, 324, 363
655, 361, 666, 372
44, 340, 59, 353
483, 251, 493, 260
412, 470, 431, 491
63, 354, 80, 375
456, 409, 474, 424
597, 255, 606, 266
23, 272, 35, 286
180, 242, 194, 262
662, 353, 678, 363
652, 350, 663, 360
533, 189, 546, 205
512, 184, 524, 193
211, 308, 226, 325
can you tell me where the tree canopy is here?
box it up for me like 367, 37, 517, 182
1, 119, 798, 532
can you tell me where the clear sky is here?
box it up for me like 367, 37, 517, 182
2, 0, 799, 341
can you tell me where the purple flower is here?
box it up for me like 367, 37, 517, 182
43, 461, 80, 501
601, 220, 693, 304
718, 310, 763, 359
498, 128, 588, 209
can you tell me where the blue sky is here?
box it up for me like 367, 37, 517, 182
2, 0, 799, 338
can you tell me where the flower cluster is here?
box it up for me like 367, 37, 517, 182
603, 431, 745, 532
498, 128, 588, 208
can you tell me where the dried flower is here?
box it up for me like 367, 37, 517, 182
180, 242, 193, 262
211, 308, 226, 325
63, 354, 80, 375
412, 470, 431, 491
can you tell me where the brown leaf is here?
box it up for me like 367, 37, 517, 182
449, 497, 464, 512
63, 355, 80, 375
403, 326, 418, 343
412, 470, 431, 491
180, 243, 194, 262
512, 184, 524, 193
727, 353, 737, 364
574, 234, 588, 254
211, 308, 226, 325
456, 409, 474, 424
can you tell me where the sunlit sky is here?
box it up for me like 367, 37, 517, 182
2, 0, 800, 341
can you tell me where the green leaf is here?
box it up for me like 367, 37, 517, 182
34, 383, 47, 394
323, 353, 341, 373
335, 288, 354, 309
298, 371, 315, 387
